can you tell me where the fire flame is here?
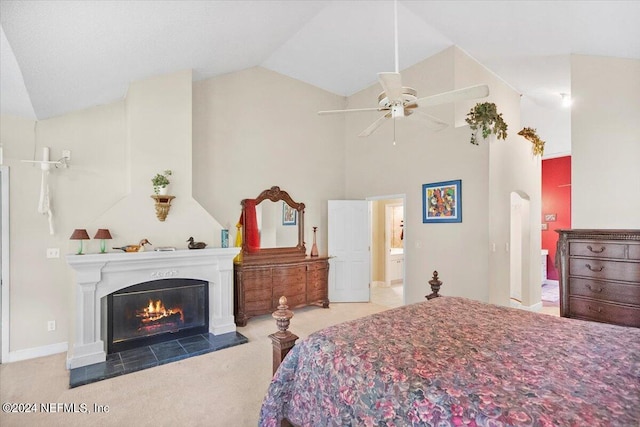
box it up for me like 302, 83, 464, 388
137, 299, 184, 323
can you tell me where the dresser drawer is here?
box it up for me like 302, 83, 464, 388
569, 242, 626, 259
630, 244, 640, 260
245, 287, 272, 303
241, 268, 272, 291
245, 299, 272, 313
273, 281, 305, 298
308, 269, 328, 286
272, 265, 306, 286
569, 277, 640, 305
307, 261, 329, 271
569, 258, 640, 282
569, 297, 640, 327
306, 289, 327, 303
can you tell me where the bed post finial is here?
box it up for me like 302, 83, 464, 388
426, 270, 442, 300
269, 296, 299, 375
273, 296, 294, 336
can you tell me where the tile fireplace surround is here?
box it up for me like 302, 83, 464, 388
65, 247, 239, 369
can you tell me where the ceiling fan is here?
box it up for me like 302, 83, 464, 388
318, 0, 489, 141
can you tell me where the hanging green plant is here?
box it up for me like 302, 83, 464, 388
465, 102, 508, 145
518, 127, 545, 156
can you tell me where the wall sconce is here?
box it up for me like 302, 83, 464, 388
93, 228, 113, 253
560, 93, 572, 108
69, 229, 90, 255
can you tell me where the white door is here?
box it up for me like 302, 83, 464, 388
328, 200, 370, 302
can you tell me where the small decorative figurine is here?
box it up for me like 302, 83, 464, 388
113, 238, 152, 252
187, 237, 207, 249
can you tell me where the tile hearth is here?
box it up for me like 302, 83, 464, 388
69, 332, 247, 388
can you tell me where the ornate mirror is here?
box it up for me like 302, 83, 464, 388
240, 186, 305, 263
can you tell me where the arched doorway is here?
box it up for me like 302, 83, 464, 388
510, 191, 531, 306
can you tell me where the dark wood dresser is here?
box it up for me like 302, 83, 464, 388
234, 256, 330, 326
556, 229, 640, 327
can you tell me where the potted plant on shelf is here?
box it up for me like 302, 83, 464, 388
518, 127, 545, 156
465, 102, 508, 145
151, 170, 172, 195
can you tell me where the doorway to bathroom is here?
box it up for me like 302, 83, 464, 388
370, 197, 404, 308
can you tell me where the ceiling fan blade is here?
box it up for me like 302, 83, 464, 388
318, 107, 386, 115
378, 72, 403, 102
358, 113, 392, 137
406, 110, 449, 131
409, 84, 490, 109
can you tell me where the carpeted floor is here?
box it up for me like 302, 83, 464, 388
0, 302, 387, 427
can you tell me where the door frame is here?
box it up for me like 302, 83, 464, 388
1, 165, 10, 363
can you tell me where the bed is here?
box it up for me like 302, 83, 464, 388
259, 283, 640, 426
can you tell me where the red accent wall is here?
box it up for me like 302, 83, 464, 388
542, 156, 571, 280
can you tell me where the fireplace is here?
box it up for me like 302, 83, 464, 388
108, 279, 208, 353
66, 248, 239, 369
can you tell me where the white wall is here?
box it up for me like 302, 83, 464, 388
344, 47, 538, 305
192, 66, 346, 255
0, 70, 224, 359
571, 55, 640, 228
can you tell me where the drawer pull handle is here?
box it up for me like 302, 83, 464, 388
587, 245, 605, 253
586, 284, 603, 293
588, 306, 603, 314
585, 264, 604, 272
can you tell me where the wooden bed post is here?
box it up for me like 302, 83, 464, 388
426, 270, 442, 300
269, 296, 299, 375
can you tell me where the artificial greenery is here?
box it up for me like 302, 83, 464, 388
465, 102, 508, 145
518, 127, 545, 156
151, 169, 172, 193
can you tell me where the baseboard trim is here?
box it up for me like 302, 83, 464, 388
6, 341, 68, 363
543, 279, 559, 286
510, 299, 543, 312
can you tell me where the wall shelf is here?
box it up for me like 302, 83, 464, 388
150, 195, 175, 221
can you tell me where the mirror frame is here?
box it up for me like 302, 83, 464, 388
241, 186, 306, 263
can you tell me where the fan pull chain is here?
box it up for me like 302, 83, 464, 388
393, 117, 397, 146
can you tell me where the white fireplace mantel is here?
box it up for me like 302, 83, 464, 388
66, 248, 239, 369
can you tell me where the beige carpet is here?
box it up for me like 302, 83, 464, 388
0, 302, 387, 427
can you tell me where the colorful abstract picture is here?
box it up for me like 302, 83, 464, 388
282, 202, 297, 226
422, 180, 462, 223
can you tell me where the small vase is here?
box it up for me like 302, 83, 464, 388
310, 226, 319, 257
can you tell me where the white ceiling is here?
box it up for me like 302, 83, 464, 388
1, 1, 639, 156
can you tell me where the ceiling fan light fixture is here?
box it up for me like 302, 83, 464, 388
377, 87, 417, 108
391, 104, 404, 119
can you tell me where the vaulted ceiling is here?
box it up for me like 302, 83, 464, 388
1, 1, 639, 156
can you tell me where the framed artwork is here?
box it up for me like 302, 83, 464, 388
422, 180, 462, 223
544, 213, 557, 222
282, 202, 297, 226
541, 223, 548, 231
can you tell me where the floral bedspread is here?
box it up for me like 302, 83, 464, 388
259, 297, 640, 426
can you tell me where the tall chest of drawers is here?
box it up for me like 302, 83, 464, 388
556, 229, 640, 328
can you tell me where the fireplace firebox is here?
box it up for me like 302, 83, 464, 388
107, 279, 208, 353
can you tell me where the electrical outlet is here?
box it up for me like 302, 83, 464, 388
47, 320, 56, 331
62, 150, 71, 160
46, 248, 60, 258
